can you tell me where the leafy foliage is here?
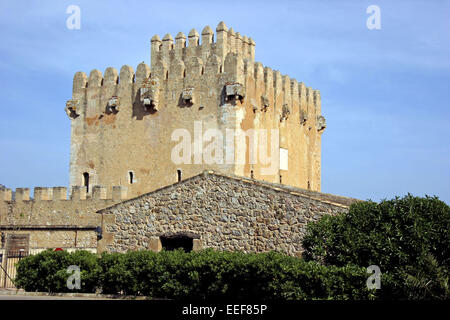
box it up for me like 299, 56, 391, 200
302, 194, 450, 299
15, 249, 100, 293
15, 249, 374, 300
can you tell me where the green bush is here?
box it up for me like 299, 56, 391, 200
15, 249, 375, 299
15, 249, 100, 293
302, 194, 450, 299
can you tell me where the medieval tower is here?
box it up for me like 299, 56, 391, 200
65, 22, 326, 199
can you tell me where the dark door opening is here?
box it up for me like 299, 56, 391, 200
160, 234, 193, 252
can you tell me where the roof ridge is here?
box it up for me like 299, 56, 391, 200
97, 170, 358, 213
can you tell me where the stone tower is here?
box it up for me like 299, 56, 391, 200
65, 22, 326, 199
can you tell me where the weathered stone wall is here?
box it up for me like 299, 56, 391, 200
67, 22, 325, 201
0, 186, 127, 251
0, 230, 96, 251
99, 172, 355, 256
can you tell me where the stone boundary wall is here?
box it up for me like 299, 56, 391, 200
0, 186, 127, 250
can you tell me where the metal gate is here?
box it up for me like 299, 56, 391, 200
0, 250, 28, 288
0, 234, 30, 288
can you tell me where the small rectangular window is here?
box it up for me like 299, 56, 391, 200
280, 148, 288, 171
83, 172, 89, 193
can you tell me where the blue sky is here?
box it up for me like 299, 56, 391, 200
0, 0, 449, 203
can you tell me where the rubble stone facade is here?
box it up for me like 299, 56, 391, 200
98, 172, 355, 256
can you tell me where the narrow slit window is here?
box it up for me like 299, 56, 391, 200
177, 170, 182, 182
83, 172, 89, 193
129, 171, 134, 184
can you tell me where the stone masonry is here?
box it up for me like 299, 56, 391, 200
98, 171, 356, 256
0, 186, 127, 253
67, 22, 325, 200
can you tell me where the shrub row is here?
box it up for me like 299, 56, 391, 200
15, 249, 377, 300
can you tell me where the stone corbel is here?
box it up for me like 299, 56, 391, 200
261, 95, 269, 112
181, 87, 194, 105
316, 115, 326, 132
140, 78, 160, 111
107, 96, 120, 114
280, 104, 290, 122
224, 82, 245, 103
300, 110, 308, 125
65, 99, 79, 119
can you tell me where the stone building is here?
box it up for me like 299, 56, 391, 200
98, 171, 355, 256
1, 22, 353, 286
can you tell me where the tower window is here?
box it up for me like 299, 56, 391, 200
128, 171, 134, 184
83, 172, 89, 193
177, 169, 182, 182
307, 181, 311, 190
250, 170, 254, 179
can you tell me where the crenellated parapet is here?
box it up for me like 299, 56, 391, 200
0, 186, 128, 202
240, 63, 323, 130
0, 186, 129, 228
66, 21, 324, 133
151, 22, 255, 71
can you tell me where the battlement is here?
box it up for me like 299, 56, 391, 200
67, 22, 323, 123
150, 22, 254, 70
0, 186, 128, 202
70, 61, 321, 125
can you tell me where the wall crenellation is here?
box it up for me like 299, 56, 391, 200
0, 186, 128, 202
70, 64, 321, 121
69, 21, 322, 118
150, 22, 255, 70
